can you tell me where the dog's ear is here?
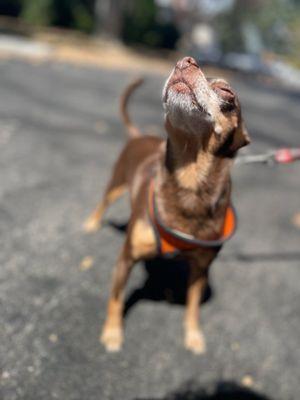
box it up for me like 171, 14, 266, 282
216, 121, 250, 157
230, 121, 251, 153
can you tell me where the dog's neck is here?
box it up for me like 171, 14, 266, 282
157, 122, 233, 220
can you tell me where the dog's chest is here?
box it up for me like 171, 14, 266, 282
130, 217, 157, 260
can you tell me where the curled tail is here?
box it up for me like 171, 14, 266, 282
120, 77, 144, 139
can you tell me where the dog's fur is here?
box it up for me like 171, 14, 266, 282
84, 57, 250, 354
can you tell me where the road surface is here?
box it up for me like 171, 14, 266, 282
0, 59, 299, 400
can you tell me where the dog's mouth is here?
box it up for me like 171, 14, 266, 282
164, 57, 203, 95
162, 57, 224, 135
163, 57, 214, 115
167, 78, 205, 113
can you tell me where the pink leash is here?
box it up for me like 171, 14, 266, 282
236, 148, 300, 165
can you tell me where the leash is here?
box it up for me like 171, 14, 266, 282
236, 148, 300, 165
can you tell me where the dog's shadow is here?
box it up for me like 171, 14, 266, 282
107, 220, 213, 317
124, 256, 213, 317
134, 380, 272, 400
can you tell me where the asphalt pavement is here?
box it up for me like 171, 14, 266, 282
0, 59, 300, 400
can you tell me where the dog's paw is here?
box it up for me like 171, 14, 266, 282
100, 326, 123, 352
184, 329, 206, 355
82, 215, 101, 233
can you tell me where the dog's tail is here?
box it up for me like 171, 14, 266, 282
120, 77, 144, 139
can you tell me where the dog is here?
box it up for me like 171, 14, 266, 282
84, 57, 250, 354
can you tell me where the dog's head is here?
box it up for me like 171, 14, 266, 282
162, 57, 250, 156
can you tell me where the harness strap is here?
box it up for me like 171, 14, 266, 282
148, 179, 237, 256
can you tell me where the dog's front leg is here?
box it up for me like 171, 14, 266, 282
100, 241, 134, 352
184, 256, 209, 354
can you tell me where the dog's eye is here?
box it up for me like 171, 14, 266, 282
221, 100, 236, 112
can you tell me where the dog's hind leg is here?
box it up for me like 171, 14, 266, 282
83, 184, 127, 233
83, 157, 127, 233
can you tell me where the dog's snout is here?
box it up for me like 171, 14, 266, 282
176, 57, 198, 70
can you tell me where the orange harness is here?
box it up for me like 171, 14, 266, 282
148, 180, 237, 257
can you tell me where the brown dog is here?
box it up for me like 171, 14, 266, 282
84, 57, 250, 354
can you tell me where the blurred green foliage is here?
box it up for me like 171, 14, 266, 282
122, 0, 179, 49
21, 0, 52, 26
0, 0, 95, 33
23, 0, 94, 32
0, 0, 178, 48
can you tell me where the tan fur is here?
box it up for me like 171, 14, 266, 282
100, 298, 124, 352
131, 218, 157, 260
184, 255, 210, 353
175, 151, 218, 190
83, 185, 127, 232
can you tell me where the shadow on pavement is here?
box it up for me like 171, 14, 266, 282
124, 256, 213, 317
134, 381, 272, 400
106, 220, 128, 232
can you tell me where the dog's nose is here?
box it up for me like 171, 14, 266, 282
176, 57, 198, 70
